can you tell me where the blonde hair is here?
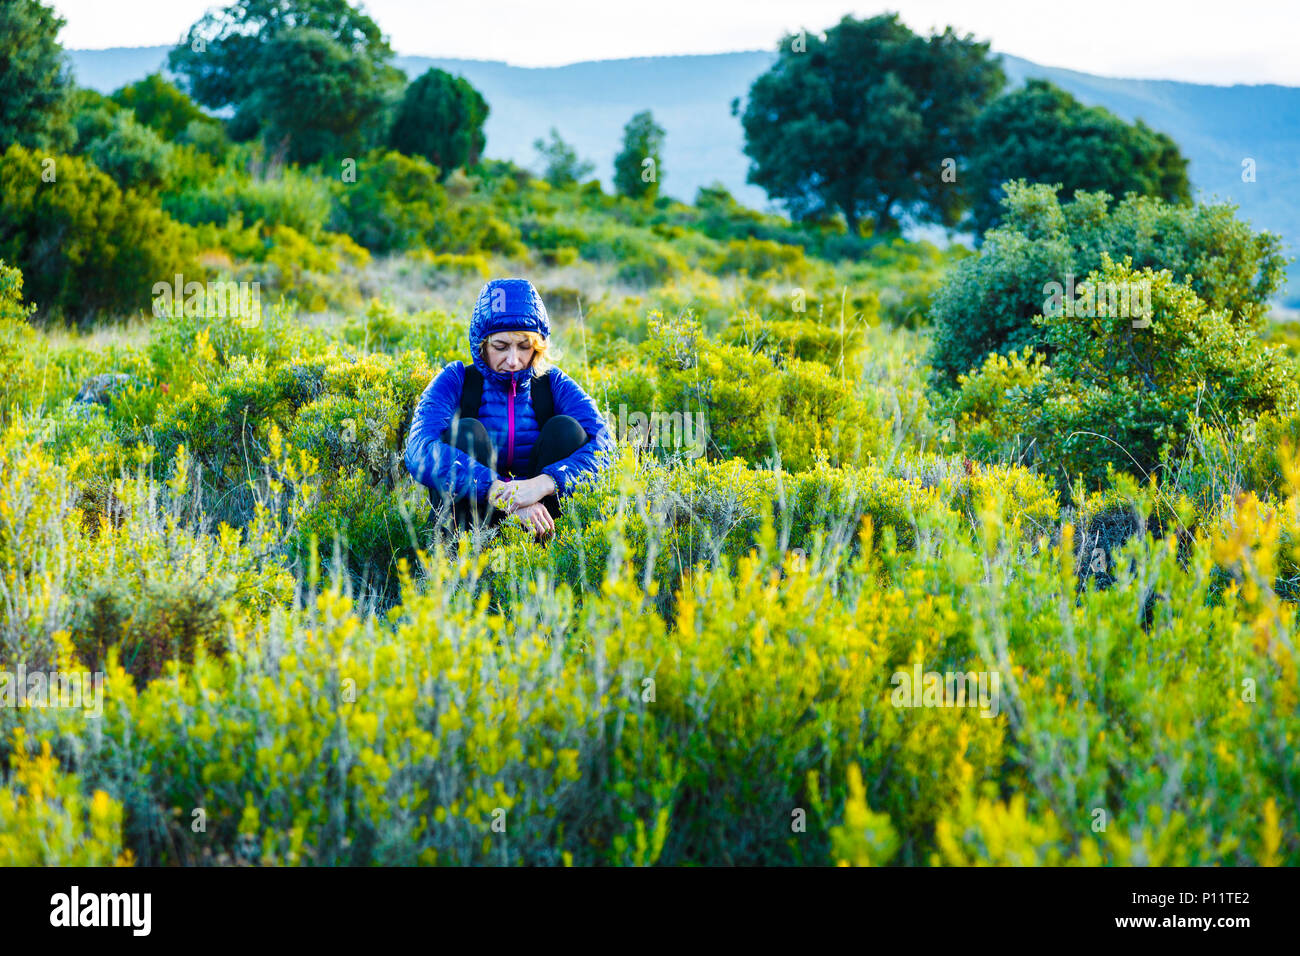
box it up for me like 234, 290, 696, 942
481, 329, 555, 375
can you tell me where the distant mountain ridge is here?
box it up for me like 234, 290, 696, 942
65, 45, 1300, 301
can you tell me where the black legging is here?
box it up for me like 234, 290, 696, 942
435, 415, 589, 530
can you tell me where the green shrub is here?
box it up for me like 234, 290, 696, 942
725, 312, 866, 365
152, 339, 435, 586
579, 226, 688, 286
0, 261, 39, 424
290, 467, 428, 585
167, 164, 332, 237
339, 300, 462, 362
944, 257, 1300, 493
690, 182, 771, 241
702, 236, 809, 280
72, 102, 175, 195
489, 453, 942, 611
257, 225, 370, 311
438, 204, 525, 257
111, 73, 222, 142
416, 251, 491, 283
1239, 409, 1300, 501
1159, 406, 1300, 531
517, 215, 591, 250
0, 733, 131, 866
328, 150, 447, 253
928, 181, 1288, 388
0, 145, 196, 323
936, 345, 1050, 465
175, 118, 232, 161
643, 311, 889, 472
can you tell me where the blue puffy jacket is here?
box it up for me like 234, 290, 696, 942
404, 278, 615, 504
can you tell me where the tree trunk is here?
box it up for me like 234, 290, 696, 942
875, 200, 899, 235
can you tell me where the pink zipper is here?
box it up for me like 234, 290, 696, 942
505, 376, 517, 476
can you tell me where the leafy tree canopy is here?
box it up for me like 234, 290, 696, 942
168, 0, 399, 165
387, 68, 488, 180
965, 79, 1192, 236
735, 13, 1004, 235
244, 25, 397, 166
168, 0, 393, 110
532, 127, 595, 189
111, 73, 222, 142
613, 110, 665, 201
0, 0, 75, 151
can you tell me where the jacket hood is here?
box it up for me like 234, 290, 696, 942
468, 278, 551, 386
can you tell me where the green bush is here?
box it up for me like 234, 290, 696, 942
641, 311, 889, 472
0, 734, 130, 866
167, 164, 332, 237
0, 145, 196, 323
690, 182, 771, 241
577, 226, 688, 286
1160, 405, 1300, 525
72, 99, 175, 195
0, 260, 38, 424
437, 204, 525, 257
725, 313, 866, 366
702, 236, 810, 280
488, 452, 942, 614
328, 149, 447, 252
175, 118, 232, 161
152, 337, 434, 585
518, 215, 591, 251
928, 181, 1288, 389
256, 224, 370, 311
936, 345, 1050, 465
110, 73, 221, 142
943, 257, 1300, 493
339, 300, 462, 362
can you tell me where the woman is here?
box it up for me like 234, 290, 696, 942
405, 277, 614, 537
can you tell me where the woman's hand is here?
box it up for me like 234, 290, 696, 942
512, 501, 555, 538
499, 474, 556, 511
487, 479, 512, 511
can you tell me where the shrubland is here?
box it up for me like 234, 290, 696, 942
1, 67, 1297, 867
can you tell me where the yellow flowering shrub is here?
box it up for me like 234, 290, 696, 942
0, 731, 131, 866
812, 764, 900, 867
0, 259, 40, 427
1, 236, 1298, 869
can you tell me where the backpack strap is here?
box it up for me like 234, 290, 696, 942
461, 365, 553, 425
460, 365, 483, 421
531, 369, 554, 428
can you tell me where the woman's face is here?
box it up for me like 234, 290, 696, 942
485, 332, 535, 374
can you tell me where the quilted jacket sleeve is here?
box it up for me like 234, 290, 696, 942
538, 367, 616, 496
404, 362, 498, 503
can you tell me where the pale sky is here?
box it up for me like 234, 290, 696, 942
50, 0, 1300, 86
